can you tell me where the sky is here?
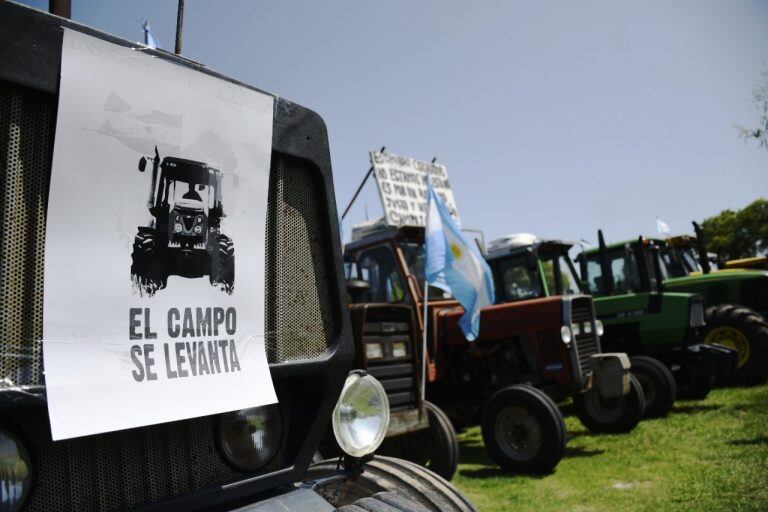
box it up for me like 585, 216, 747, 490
19, 0, 768, 246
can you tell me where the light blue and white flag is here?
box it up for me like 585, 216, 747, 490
141, 19, 162, 49
424, 179, 495, 341
656, 218, 671, 236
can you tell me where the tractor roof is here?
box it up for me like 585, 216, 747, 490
161, 156, 220, 184
345, 220, 424, 253
485, 233, 574, 261
580, 237, 667, 257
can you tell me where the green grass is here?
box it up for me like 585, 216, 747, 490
452, 385, 768, 511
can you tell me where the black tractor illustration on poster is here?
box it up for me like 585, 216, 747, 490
131, 147, 234, 295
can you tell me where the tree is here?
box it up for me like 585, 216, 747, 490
735, 68, 768, 149
700, 198, 768, 259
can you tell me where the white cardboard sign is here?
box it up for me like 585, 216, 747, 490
42, 29, 277, 440
370, 150, 461, 227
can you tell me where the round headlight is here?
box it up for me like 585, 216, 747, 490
216, 404, 282, 472
560, 325, 572, 344
332, 373, 390, 458
0, 429, 32, 512
193, 225, 202, 234
174, 222, 183, 233
595, 320, 605, 337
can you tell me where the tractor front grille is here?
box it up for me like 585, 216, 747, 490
364, 320, 417, 411
0, 83, 51, 389
0, 82, 335, 390
569, 296, 600, 380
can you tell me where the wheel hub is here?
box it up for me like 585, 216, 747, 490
705, 326, 750, 368
495, 406, 541, 461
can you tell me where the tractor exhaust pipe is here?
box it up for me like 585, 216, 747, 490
692, 221, 711, 274
598, 229, 614, 295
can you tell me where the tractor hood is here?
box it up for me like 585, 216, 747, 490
435, 296, 564, 346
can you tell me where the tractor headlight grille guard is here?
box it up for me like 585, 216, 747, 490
567, 296, 600, 383
689, 297, 705, 328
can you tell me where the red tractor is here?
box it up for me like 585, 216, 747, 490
343, 224, 644, 474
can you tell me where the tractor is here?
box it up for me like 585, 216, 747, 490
653, 222, 768, 385
130, 148, 235, 296
574, 231, 738, 405
343, 223, 640, 475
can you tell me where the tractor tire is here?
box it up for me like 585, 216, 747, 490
307, 456, 477, 512
675, 373, 713, 400
629, 356, 676, 418
703, 305, 768, 386
378, 401, 459, 481
480, 384, 566, 474
210, 234, 235, 294
573, 374, 645, 433
130, 231, 167, 296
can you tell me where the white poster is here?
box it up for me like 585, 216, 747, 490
370, 150, 461, 227
42, 29, 277, 440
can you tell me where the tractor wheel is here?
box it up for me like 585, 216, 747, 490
378, 401, 459, 481
703, 305, 768, 386
480, 384, 566, 474
210, 234, 235, 294
629, 356, 676, 418
307, 456, 477, 512
675, 372, 713, 400
130, 231, 167, 296
574, 374, 645, 433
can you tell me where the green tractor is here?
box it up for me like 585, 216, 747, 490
486, 232, 738, 416
653, 222, 768, 385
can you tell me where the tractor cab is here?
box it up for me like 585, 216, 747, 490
486, 234, 583, 302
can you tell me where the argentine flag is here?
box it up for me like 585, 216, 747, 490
141, 19, 162, 49
656, 218, 671, 236
424, 180, 495, 341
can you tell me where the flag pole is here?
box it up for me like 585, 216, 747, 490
421, 279, 429, 401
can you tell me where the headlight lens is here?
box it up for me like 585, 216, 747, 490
392, 341, 407, 358
365, 343, 383, 360
584, 322, 592, 334
595, 320, 605, 337
0, 429, 32, 512
571, 323, 580, 337
560, 325, 572, 344
332, 373, 390, 458
174, 222, 183, 233
216, 404, 282, 472
193, 225, 202, 234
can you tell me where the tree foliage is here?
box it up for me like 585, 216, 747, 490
735, 69, 768, 149
700, 198, 768, 259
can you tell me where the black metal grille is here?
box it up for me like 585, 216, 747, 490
14, 405, 289, 512
0, 83, 51, 389
570, 296, 599, 379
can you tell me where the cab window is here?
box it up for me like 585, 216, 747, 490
354, 246, 406, 303
498, 256, 542, 301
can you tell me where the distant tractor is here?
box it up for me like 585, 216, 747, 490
576, 231, 738, 403
131, 148, 234, 295
344, 224, 641, 475
654, 222, 768, 385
